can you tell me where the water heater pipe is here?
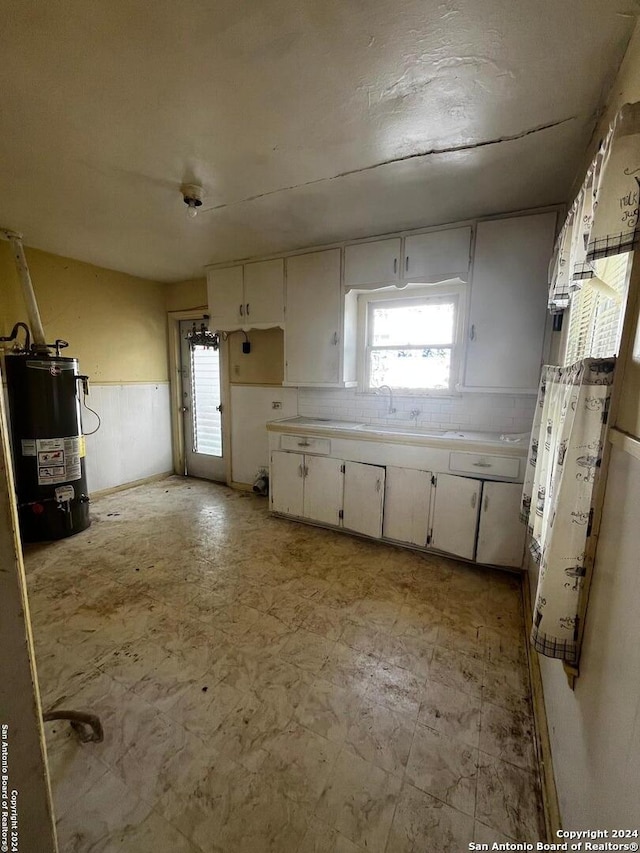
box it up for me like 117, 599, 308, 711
0, 228, 47, 348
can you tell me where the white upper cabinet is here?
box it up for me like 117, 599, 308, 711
430, 473, 481, 561
285, 249, 356, 387
243, 259, 285, 327
404, 227, 472, 282
344, 238, 401, 289
343, 461, 385, 539
476, 481, 526, 568
463, 212, 557, 391
207, 259, 284, 331
207, 265, 244, 330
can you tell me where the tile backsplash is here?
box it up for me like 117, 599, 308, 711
297, 388, 536, 435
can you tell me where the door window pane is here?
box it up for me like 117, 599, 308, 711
191, 345, 222, 456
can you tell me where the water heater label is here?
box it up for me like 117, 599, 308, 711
35, 437, 82, 485
21, 439, 36, 457
55, 485, 75, 502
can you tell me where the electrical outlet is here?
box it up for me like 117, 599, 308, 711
272, 401, 282, 409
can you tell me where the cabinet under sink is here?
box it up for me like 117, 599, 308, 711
268, 426, 527, 568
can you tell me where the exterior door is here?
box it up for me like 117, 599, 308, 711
476, 481, 526, 567
179, 320, 226, 482
343, 461, 385, 538
430, 473, 481, 560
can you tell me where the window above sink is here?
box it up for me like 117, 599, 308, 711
357, 283, 467, 395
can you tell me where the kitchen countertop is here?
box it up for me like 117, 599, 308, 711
267, 416, 530, 455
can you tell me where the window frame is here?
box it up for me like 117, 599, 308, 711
357, 283, 467, 395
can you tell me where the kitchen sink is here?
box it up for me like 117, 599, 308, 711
359, 425, 447, 437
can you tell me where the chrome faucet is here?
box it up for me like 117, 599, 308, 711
375, 384, 396, 414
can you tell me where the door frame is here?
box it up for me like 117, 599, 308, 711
167, 309, 232, 483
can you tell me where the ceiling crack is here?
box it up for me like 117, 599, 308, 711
201, 115, 577, 213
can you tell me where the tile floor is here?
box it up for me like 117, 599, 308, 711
25, 476, 545, 852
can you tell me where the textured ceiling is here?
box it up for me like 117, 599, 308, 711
0, 0, 636, 281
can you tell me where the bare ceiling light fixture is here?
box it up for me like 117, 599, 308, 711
181, 183, 203, 219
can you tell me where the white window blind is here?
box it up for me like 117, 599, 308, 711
564, 252, 632, 365
190, 345, 222, 456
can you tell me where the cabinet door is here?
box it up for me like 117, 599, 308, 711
243, 259, 284, 327
207, 266, 243, 329
270, 451, 304, 516
404, 227, 471, 281
344, 239, 401, 288
430, 473, 481, 561
464, 212, 556, 390
303, 455, 344, 526
476, 481, 526, 568
343, 462, 385, 539
383, 466, 431, 546
285, 249, 341, 385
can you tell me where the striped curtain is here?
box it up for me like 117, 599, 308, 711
521, 358, 615, 663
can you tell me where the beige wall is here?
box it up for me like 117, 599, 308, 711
227, 328, 284, 385
0, 243, 168, 383
537, 21, 640, 831
164, 277, 207, 313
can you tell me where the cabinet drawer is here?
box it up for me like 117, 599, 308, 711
449, 452, 519, 479
280, 434, 331, 455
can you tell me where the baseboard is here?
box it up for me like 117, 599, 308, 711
229, 480, 256, 493
90, 471, 174, 499
522, 574, 562, 840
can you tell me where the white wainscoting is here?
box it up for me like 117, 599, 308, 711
230, 385, 298, 485
83, 383, 172, 493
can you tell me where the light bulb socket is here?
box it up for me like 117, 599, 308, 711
181, 183, 204, 217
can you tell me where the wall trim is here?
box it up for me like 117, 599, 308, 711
90, 471, 173, 499
609, 426, 640, 461
522, 573, 562, 841
87, 380, 170, 386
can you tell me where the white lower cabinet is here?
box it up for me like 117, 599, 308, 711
303, 456, 344, 526
270, 451, 304, 516
343, 462, 385, 538
270, 443, 525, 568
476, 481, 526, 568
430, 473, 481, 561
383, 466, 432, 546
270, 451, 344, 525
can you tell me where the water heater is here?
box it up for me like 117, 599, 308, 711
5, 352, 91, 541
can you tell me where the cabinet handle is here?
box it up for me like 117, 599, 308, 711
304, 465, 309, 477
246, 303, 250, 315
471, 492, 477, 509
239, 303, 244, 316
297, 440, 311, 447
375, 478, 381, 492
298, 464, 304, 478
472, 461, 492, 468
332, 331, 339, 345
405, 256, 409, 273
484, 494, 489, 511
469, 324, 475, 341
393, 258, 397, 274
